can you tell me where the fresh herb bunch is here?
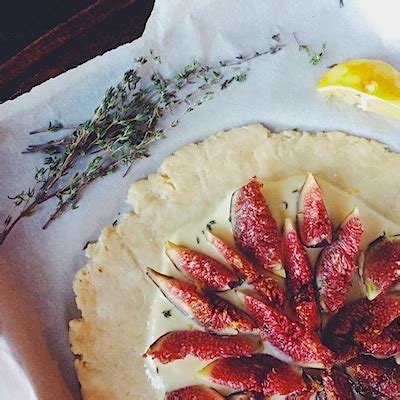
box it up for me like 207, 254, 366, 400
1, 41, 284, 244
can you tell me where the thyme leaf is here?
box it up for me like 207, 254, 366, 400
294, 34, 327, 66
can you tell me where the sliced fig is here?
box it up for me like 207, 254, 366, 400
251, 274, 285, 307
225, 392, 264, 400
360, 235, 400, 300
147, 268, 256, 334
322, 297, 369, 361
230, 177, 285, 277
283, 218, 321, 331
321, 370, 355, 400
198, 354, 305, 396
204, 230, 260, 283
205, 231, 285, 306
335, 207, 363, 257
353, 294, 400, 359
323, 294, 400, 361
165, 385, 224, 400
297, 173, 332, 248
145, 330, 262, 364
286, 375, 323, 400
240, 291, 335, 368
316, 208, 363, 316
346, 357, 400, 398
316, 245, 355, 316
356, 320, 400, 359
165, 241, 240, 291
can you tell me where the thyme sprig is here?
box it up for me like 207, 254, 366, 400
293, 34, 326, 66
1, 42, 284, 244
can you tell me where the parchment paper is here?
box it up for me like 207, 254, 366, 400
1, 1, 400, 399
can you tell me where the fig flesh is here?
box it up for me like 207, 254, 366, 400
240, 291, 335, 368
147, 268, 256, 334
356, 320, 400, 359
230, 177, 285, 277
204, 230, 260, 284
165, 385, 224, 400
323, 294, 400, 361
321, 370, 355, 400
205, 231, 285, 306
165, 241, 240, 291
198, 354, 305, 396
346, 357, 400, 398
297, 173, 332, 248
286, 375, 323, 400
316, 207, 363, 316
283, 218, 321, 331
360, 235, 400, 300
145, 330, 262, 364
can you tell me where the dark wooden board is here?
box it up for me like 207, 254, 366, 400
0, 0, 155, 102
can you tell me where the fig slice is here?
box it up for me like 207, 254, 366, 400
286, 374, 323, 400
335, 206, 364, 257
239, 291, 335, 368
316, 207, 363, 316
198, 354, 306, 396
297, 173, 332, 248
321, 370, 355, 400
225, 392, 264, 400
346, 357, 400, 398
323, 294, 400, 361
146, 268, 257, 334
165, 241, 240, 291
250, 275, 285, 307
356, 320, 400, 359
165, 385, 224, 400
360, 235, 400, 300
204, 230, 260, 284
205, 231, 285, 306
145, 330, 262, 364
322, 297, 369, 362
283, 218, 321, 331
230, 177, 285, 277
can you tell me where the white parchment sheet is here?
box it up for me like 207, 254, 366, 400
1, 0, 400, 399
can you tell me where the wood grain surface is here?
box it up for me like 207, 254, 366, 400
0, 0, 155, 102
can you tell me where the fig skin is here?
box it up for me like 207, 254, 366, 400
323, 294, 400, 361
198, 354, 306, 396
165, 240, 240, 291
360, 235, 400, 300
165, 385, 224, 400
283, 218, 321, 331
230, 177, 285, 278
346, 356, 400, 398
239, 291, 335, 369
225, 392, 264, 400
321, 370, 355, 400
297, 173, 332, 248
205, 231, 285, 306
316, 207, 363, 316
145, 330, 262, 364
146, 268, 257, 334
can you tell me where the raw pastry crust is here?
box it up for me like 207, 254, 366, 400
69, 124, 400, 399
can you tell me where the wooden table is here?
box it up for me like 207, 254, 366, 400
0, 0, 155, 102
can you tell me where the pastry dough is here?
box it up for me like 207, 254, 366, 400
69, 124, 400, 399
